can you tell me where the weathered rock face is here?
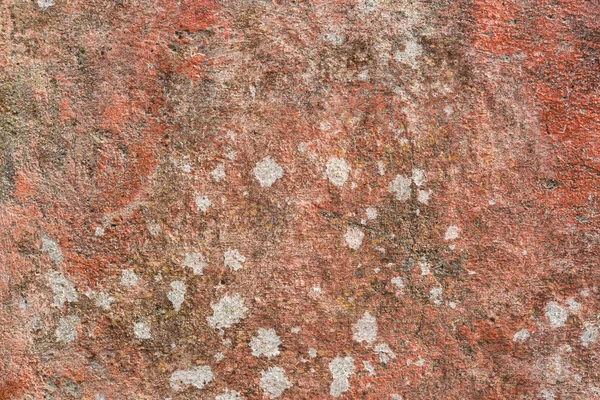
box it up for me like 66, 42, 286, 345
1, 0, 599, 399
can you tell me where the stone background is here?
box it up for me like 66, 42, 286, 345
1, 0, 599, 399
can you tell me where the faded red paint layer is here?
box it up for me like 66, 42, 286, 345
1, 0, 599, 399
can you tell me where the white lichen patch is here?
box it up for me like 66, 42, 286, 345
148, 221, 161, 236
224, 248, 245, 271
329, 356, 355, 398
42, 235, 63, 264
417, 189, 431, 204
430, 287, 443, 305
184, 252, 207, 275
120, 269, 138, 287
215, 389, 243, 400
168, 281, 186, 311
259, 367, 291, 399
512, 328, 530, 343
388, 175, 411, 201
374, 343, 396, 364
366, 207, 377, 220
566, 298, 581, 313
581, 326, 598, 347
195, 195, 212, 213
46, 270, 78, 307
308, 348, 317, 358
169, 366, 213, 391
391, 277, 404, 291
344, 226, 364, 250
250, 328, 282, 358
207, 294, 248, 329
352, 312, 377, 344
545, 301, 568, 328
326, 157, 350, 187
363, 360, 375, 376
134, 322, 151, 340
411, 169, 426, 187
55, 315, 80, 343
253, 156, 283, 187
37, 0, 54, 9
211, 163, 226, 182
95, 292, 115, 310
444, 226, 459, 241
94, 226, 105, 237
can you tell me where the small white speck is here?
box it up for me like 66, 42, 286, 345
326, 157, 350, 187
581, 326, 598, 347
211, 163, 226, 182
207, 294, 248, 329
184, 253, 206, 275
250, 328, 282, 358
488, 199, 496, 206
366, 208, 377, 220
374, 267, 381, 273
308, 348, 317, 358
195, 195, 212, 213
259, 367, 291, 399
168, 281, 186, 312
377, 160, 385, 176
545, 301, 568, 328
388, 175, 411, 201
417, 189, 431, 204
134, 322, 151, 340
169, 366, 213, 391
444, 226, 459, 241
94, 227, 105, 237
214, 352, 224, 362
329, 356, 354, 397
224, 248, 245, 271
120, 269, 138, 287
253, 156, 284, 188
37, 0, 54, 9
291, 326, 301, 334
352, 312, 377, 344
298, 142, 307, 152
344, 226, 364, 250
95, 292, 115, 310
513, 328, 530, 343
419, 261, 431, 276
448, 301, 456, 309
430, 287, 443, 305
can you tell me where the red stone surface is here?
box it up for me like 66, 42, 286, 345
1, 0, 600, 399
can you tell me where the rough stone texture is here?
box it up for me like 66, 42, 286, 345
1, 0, 599, 399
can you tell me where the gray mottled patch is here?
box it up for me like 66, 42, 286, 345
513, 328, 530, 343
224, 248, 245, 271
120, 269, 138, 287
42, 235, 63, 264
444, 226, 459, 241
352, 312, 377, 344
95, 292, 115, 310
168, 281, 186, 311
411, 168, 426, 186
195, 195, 212, 213
184, 252, 206, 275
329, 356, 354, 397
169, 366, 213, 391
326, 157, 350, 187
134, 322, 151, 340
211, 163, 226, 182
259, 367, 291, 399
250, 328, 281, 358
207, 294, 248, 329
545, 301, 567, 328
388, 175, 411, 201
55, 315, 80, 343
374, 343, 396, 364
581, 326, 598, 347
46, 270, 78, 307
253, 156, 283, 187
344, 226, 364, 250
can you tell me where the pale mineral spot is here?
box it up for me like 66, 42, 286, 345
184, 252, 207, 275
411, 168, 426, 186
326, 157, 350, 187
366, 207, 378, 220
344, 226, 365, 250
377, 160, 386, 176
94, 226, 105, 237
211, 163, 226, 182
352, 311, 378, 344
259, 367, 291, 399
95, 292, 115, 310
581, 326, 598, 347
329, 356, 355, 398
134, 322, 151, 340
207, 294, 248, 329
417, 189, 431, 204
419, 260, 431, 275
430, 287, 443, 305
215, 389, 243, 400
253, 156, 283, 187
223, 248, 245, 271
169, 366, 213, 391
545, 301, 568, 328
250, 328, 282, 358
290, 326, 301, 334
444, 226, 460, 241
55, 315, 80, 343
195, 195, 212, 213
42, 235, 63, 264
513, 328, 530, 343
388, 175, 411, 201
363, 360, 375, 376
308, 348, 317, 358
168, 281, 186, 311
120, 269, 138, 287
391, 276, 405, 290
46, 270, 78, 307
374, 343, 396, 364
